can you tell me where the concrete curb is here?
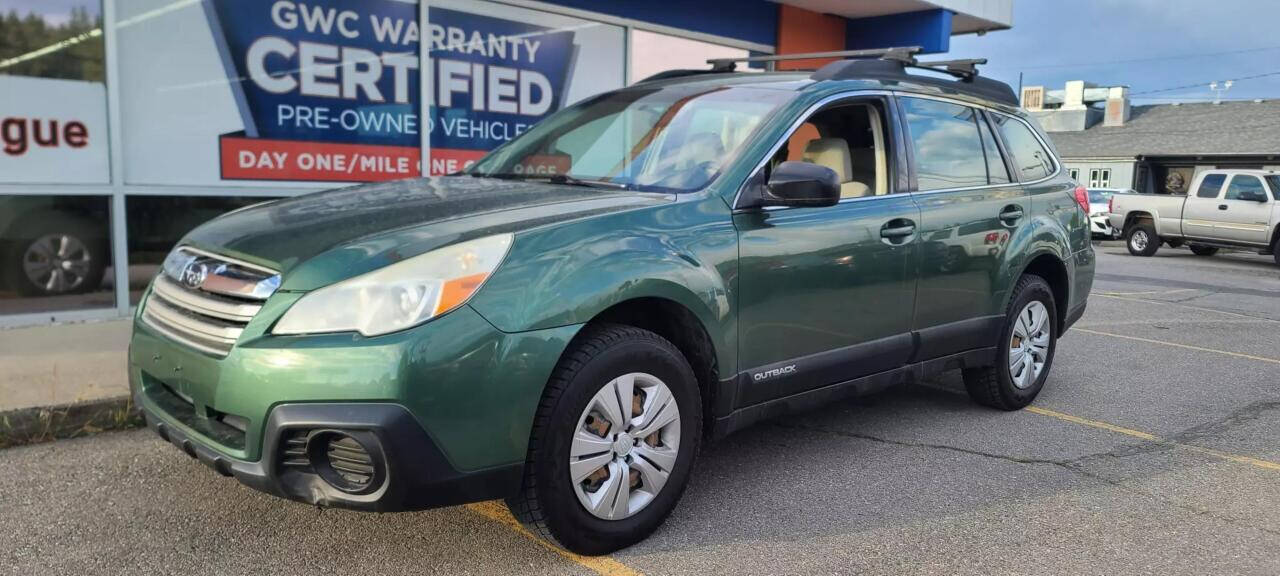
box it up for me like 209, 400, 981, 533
0, 396, 144, 450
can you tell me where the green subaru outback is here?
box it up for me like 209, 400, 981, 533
129, 50, 1094, 554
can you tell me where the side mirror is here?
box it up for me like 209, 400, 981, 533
760, 161, 841, 208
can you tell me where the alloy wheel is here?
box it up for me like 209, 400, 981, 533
570, 372, 681, 521
1130, 230, 1148, 252
1008, 301, 1050, 389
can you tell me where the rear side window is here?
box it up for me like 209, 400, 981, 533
900, 98, 994, 191
991, 113, 1054, 181
978, 114, 1011, 184
1224, 175, 1266, 200
1195, 174, 1227, 198
1267, 176, 1280, 200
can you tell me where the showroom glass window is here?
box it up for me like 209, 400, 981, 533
0, 0, 114, 314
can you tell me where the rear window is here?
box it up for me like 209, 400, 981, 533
900, 98, 1003, 191
1267, 176, 1280, 200
991, 114, 1055, 182
1196, 174, 1227, 198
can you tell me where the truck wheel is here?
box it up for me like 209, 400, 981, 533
962, 275, 1057, 410
506, 324, 702, 555
1, 213, 108, 297
1189, 244, 1218, 256
1126, 223, 1160, 257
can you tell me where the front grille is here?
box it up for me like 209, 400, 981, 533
141, 247, 279, 357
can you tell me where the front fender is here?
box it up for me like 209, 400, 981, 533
469, 197, 738, 375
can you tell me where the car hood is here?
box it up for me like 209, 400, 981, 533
182, 176, 670, 291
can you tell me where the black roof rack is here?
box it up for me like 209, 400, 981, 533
695, 46, 1018, 107
809, 54, 1018, 107
705, 46, 921, 72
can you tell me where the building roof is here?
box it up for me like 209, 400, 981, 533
1048, 100, 1280, 159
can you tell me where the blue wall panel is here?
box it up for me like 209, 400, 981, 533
533, 0, 779, 47
846, 8, 951, 54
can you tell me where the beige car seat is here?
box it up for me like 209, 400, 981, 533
801, 138, 872, 198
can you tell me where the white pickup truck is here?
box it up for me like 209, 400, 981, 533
1108, 169, 1280, 264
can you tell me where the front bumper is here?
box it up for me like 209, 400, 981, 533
130, 302, 581, 511
1090, 214, 1117, 237
140, 399, 520, 511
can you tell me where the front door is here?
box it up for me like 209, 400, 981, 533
734, 98, 919, 406
1215, 174, 1274, 244
1182, 172, 1228, 239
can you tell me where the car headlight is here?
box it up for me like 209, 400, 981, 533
272, 233, 512, 337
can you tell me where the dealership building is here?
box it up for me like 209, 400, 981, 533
0, 0, 1012, 329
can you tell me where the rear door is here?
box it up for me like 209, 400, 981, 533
1182, 173, 1227, 239
900, 96, 1026, 360
1213, 174, 1274, 244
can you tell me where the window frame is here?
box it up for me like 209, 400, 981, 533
1068, 168, 1080, 181
1223, 174, 1269, 202
1088, 168, 1111, 188
987, 109, 1059, 185
732, 92, 901, 210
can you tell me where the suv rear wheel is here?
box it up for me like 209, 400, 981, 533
1126, 222, 1160, 257
962, 275, 1058, 410
506, 324, 701, 555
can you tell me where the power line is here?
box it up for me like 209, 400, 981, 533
1130, 70, 1280, 96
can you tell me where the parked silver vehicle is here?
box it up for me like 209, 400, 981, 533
1087, 188, 1128, 239
1108, 170, 1280, 262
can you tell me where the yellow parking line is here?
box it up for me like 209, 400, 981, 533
1074, 327, 1280, 365
1094, 293, 1280, 323
465, 500, 644, 576
1026, 406, 1280, 472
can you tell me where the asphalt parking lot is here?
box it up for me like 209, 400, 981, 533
3, 241, 1279, 576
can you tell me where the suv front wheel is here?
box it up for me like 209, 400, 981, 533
963, 275, 1058, 410
507, 324, 702, 555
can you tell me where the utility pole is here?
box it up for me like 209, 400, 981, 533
1209, 80, 1233, 104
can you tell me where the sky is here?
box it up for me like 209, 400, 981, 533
946, 0, 1280, 103
1, 0, 98, 25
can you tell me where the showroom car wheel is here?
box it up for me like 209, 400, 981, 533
963, 275, 1058, 410
2, 213, 107, 297
1126, 223, 1160, 257
507, 324, 701, 555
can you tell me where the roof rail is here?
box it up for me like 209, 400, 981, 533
706, 46, 922, 72
811, 55, 1019, 107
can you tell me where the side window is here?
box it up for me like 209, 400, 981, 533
1224, 175, 1266, 200
1267, 176, 1280, 200
1195, 174, 1227, 198
900, 98, 991, 191
767, 102, 890, 198
977, 114, 1010, 184
992, 113, 1054, 181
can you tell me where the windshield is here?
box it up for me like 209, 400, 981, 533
1087, 189, 1113, 203
467, 84, 794, 192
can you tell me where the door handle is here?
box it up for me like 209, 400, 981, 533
999, 205, 1024, 225
1219, 204, 1229, 210
880, 219, 916, 242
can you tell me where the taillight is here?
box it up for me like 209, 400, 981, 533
1072, 185, 1089, 214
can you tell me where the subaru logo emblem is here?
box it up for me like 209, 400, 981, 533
181, 262, 208, 290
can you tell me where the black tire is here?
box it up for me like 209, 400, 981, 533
1189, 244, 1219, 256
506, 324, 702, 555
962, 275, 1058, 411
1273, 236, 1280, 267
1, 212, 108, 297
1125, 222, 1160, 257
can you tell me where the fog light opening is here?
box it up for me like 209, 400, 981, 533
305, 430, 385, 495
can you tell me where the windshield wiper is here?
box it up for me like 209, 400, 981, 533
478, 172, 629, 190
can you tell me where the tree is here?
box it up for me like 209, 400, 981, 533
0, 6, 105, 83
